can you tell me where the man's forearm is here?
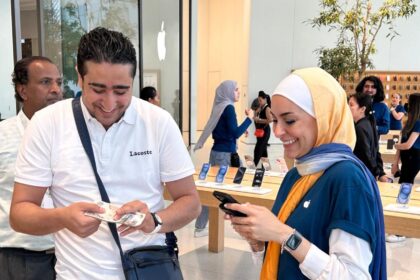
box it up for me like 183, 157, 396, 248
158, 194, 201, 232
10, 202, 65, 235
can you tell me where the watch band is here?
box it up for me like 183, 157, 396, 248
149, 212, 162, 234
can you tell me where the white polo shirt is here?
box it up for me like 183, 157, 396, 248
15, 97, 195, 279
0, 110, 54, 250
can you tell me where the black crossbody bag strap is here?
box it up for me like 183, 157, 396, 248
71, 98, 179, 270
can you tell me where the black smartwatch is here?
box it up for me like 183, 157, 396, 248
283, 229, 303, 253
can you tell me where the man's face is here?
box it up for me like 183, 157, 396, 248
19, 61, 63, 114
79, 61, 133, 130
363, 80, 377, 96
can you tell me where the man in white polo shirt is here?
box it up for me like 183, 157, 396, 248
0, 56, 62, 280
10, 27, 201, 279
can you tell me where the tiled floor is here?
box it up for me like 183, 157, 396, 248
173, 139, 420, 279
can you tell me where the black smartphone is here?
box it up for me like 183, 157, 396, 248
252, 168, 265, 187
215, 165, 229, 184
386, 139, 394, 150
212, 191, 247, 217
198, 163, 211, 181
233, 167, 246, 184
396, 183, 413, 205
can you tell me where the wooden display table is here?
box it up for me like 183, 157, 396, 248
165, 167, 420, 253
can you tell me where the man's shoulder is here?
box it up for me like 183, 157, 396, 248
132, 96, 171, 120
0, 115, 18, 136
0, 115, 17, 128
32, 99, 72, 120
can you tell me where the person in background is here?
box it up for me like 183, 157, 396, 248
63, 85, 75, 99
0, 56, 63, 280
389, 93, 406, 130
388, 93, 420, 243
225, 68, 386, 280
140, 86, 160, 106
349, 92, 382, 179
356, 76, 390, 135
9, 27, 200, 279
253, 91, 272, 166
193, 80, 254, 237
356, 75, 392, 183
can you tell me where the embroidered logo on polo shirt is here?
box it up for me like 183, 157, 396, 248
303, 200, 311, 208
129, 150, 152, 157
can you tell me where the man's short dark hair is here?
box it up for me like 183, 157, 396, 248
12, 56, 53, 102
77, 27, 137, 79
140, 86, 157, 101
356, 75, 385, 103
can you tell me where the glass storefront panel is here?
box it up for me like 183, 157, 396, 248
41, 0, 140, 98
141, 0, 181, 125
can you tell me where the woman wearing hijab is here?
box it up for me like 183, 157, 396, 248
225, 68, 386, 279
194, 80, 253, 237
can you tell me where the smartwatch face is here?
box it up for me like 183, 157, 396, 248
198, 163, 211, 180
215, 165, 229, 184
286, 232, 302, 250
252, 168, 265, 187
233, 167, 246, 184
396, 183, 413, 205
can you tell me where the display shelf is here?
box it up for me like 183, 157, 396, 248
341, 70, 420, 106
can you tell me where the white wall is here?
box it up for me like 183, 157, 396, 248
247, 0, 420, 101
245, 0, 420, 144
0, 1, 16, 119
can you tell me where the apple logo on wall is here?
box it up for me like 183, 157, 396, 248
157, 21, 166, 61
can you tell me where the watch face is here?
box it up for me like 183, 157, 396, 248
286, 231, 302, 251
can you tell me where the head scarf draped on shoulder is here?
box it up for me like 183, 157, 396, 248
194, 80, 237, 151
261, 68, 386, 280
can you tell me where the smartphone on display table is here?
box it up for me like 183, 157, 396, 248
260, 157, 271, 171
198, 163, 211, 181
233, 167, 246, 185
386, 139, 395, 150
215, 165, 229, 184
212, 191, 247, 217
252, 168, 265, 187
396, 183, 413, 206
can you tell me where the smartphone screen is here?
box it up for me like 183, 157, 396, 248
215, 165, 229, 184
252, 168, 265, 187
198, 163, 211, 181
396, 183, 413, 205
212, 191, 247, 217
233, 167, 246, 184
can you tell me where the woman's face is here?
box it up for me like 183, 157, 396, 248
234, 87, 240, 102
391, 94, 401, 106
348, 96, 365, 122
258, 97, 266, 106
271, 95, 317, 159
